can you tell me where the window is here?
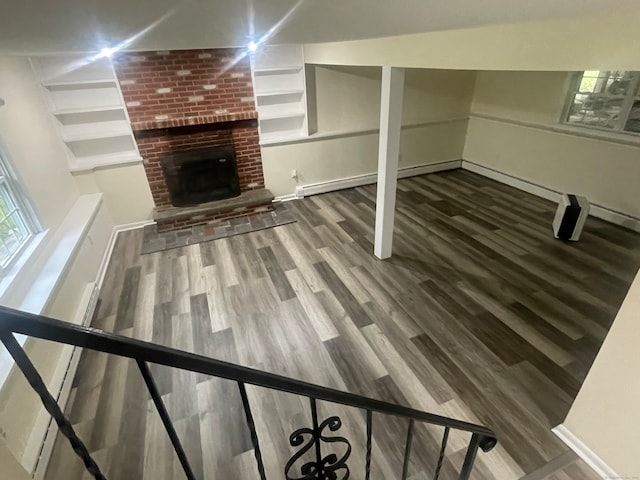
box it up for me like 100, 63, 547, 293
0, 152, 39, 271
564, 70, 640, 135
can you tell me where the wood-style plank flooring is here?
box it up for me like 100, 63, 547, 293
540, 458, 602, 480
45, 170, 640, 480
519, 452, 602, 480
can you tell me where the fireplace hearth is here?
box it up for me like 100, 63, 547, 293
161, 146, 240, 207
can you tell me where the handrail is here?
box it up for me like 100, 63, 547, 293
0, 306, 496, 443
0, 305, 497, 480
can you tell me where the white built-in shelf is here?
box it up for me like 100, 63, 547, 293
256, 88, 304, 98
33, 55, 140, 173
52, 105, 123, 116
251, 45, 309, 143
76, 150, 141, 164
253, 65, 303, 75
69, 151, 142, 172
60, 120, 132, 142
259, 108, 306, 121
43, 79, 118, 90
259, 131, 307, 145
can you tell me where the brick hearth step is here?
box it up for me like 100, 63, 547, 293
153, 188, 274, 232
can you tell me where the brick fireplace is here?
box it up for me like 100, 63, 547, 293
113, 48, 272, 232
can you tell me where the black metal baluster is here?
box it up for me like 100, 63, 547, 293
238, 381, 267, 480
365, 410, 372, 480
310, 397, 322, 475
136, 360, 196, 480
0, 332, 106, 480
458, 433, 481, 480
433, 427, 450, 480
401, 419, 415, 480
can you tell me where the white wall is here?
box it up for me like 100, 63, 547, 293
470, 71, 568, 124
314, 66, 382, 131
313, 66, 475, 132
563, 270, 640, 477
73, 164, 154, 225
303, 9, 640, 71
464, 71, 640, 219
262, 66, 475, 196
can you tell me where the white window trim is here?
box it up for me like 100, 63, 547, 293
561, 71, 640, 137
0, 142, 42, 275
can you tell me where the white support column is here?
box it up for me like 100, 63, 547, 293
374, 66, 405, 259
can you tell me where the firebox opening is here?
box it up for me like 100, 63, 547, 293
161, 146, 241, 207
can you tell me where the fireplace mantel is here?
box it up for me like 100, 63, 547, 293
131, 111, 258, 132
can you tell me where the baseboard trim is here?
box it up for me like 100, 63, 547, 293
116, 219, 156, 232
295, 160, 462, 198
552, 424, 619, 479
461, 160, 560, 202
461, 160, 640, 233
398, 160, 462, 179
273, 193, 298, 202
588, 204, 640, 233
95, 219, 155, 289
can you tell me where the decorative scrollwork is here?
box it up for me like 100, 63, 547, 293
284, 415, 352, 480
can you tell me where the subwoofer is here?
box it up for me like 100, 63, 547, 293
552, 194, 590, 241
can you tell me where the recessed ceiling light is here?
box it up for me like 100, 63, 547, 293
247, 41, 258, 53
99, 47, 118, 58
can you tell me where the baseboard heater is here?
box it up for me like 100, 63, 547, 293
553, 194, 590, 241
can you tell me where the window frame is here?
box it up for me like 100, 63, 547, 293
0, 148, 41, 275
562, 70, 640, 136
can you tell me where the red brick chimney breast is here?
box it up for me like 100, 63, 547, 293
113, 48, 270, 232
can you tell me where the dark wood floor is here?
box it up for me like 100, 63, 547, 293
45, 170, 640, 480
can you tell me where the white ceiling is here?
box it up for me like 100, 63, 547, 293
2, 0, 640, 54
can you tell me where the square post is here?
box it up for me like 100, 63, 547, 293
374, 66, 405, 259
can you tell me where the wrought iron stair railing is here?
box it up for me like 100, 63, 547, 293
0, 306, 497, 480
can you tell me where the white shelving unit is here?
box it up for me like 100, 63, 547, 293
31, 56, 140, 172
252, 45, 309, 144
